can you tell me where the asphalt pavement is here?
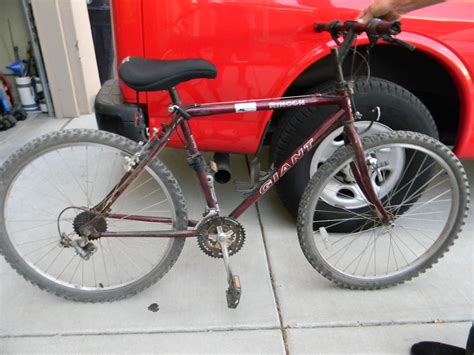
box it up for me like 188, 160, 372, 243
0, 114, 472, 354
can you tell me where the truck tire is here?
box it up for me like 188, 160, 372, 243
270, 77, 439, 220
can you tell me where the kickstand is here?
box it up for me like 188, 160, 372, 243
217, 226, 241, 309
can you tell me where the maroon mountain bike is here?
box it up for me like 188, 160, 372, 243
0, 20, 468, 309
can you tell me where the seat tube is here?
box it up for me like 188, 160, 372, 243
169, 87, 181, 105
179, 118, 219, 210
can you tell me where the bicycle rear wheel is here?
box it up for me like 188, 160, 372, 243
297, 131, 469, 289
0, 129, 187, 302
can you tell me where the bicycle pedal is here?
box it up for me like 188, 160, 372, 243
226, 275, 241, 309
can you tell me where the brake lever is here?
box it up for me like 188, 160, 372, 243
381, 35, 416, 51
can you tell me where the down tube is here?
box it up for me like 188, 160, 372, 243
229, 108, 346, 219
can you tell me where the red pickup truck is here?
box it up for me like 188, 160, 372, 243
95, 0, 474, 216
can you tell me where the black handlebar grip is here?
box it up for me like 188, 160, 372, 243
314, 23, 327, 32
314, 19, 401, 36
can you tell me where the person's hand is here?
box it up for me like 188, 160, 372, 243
357, 0, 445, 24
357, 0, 401, 24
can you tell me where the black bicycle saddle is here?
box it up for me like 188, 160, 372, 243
119, 57, 217, 92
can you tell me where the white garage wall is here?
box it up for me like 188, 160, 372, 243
31, 0, 100, 118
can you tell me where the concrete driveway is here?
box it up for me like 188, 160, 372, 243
0, 115, 472, 354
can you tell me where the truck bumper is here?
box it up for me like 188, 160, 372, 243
94, 79, 141, 142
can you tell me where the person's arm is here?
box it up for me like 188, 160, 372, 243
357, 0, 446, 23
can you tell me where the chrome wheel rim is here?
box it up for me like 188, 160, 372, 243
310, 121, 400, 209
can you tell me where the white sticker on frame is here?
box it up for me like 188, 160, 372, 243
235, 102, 257, 113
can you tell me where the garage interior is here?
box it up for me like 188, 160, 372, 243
0, 0, 106, 120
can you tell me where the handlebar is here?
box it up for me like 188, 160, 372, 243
315, 19, 401, 36
315, 19, 415, 52
313, 19, 414, 112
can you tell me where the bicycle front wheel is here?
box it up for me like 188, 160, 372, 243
297, 131, 469, 289
0, 129, 187, 302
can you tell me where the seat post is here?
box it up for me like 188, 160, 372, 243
169, 87, 181, 105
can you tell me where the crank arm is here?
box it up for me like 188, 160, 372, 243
217, 228, 242, 309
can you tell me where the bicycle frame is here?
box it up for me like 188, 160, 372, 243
92, 38, 393, 239
94, 86, 389, 240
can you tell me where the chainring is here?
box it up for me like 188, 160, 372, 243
197, 216, 245, 258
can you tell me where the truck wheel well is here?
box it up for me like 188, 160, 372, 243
268, 46, 460, 146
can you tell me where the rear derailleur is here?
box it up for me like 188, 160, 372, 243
60, 234, 97, 260
57, 207, 107, 260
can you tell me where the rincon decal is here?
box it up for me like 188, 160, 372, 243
269, 99, 305, 109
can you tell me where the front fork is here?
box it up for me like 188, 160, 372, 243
342, 96, 392, 225
332, 44, 392, 225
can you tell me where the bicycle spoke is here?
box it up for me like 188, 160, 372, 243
389, 230, 410, 268
16, 236, 58, 246
399, 225, 430, 250
68, 256, 82, 284
99, 240, 111, 288
394, 176, 450, 211
91, 254, 97, 288
105, 154, 120, 194
9, 182, 73, 209
397, 210, 445, 217
314, 215, 373, 230
9, 221, 57, 234
86, 146, 90, 206
32, 243, 61, 265
329, 223, 376, 247
387, 233, 397, 273
391, 229, 419, 259
37, 157, 76, 207
115, 238, 157, 267
341, 229, 376, 273
391, 171, 447, 214
22, 240, 58, 258
89, 148, 104, 204
56, 149, 89, 199
387, 199, 451, 210
316, 204, 377, 222
106, 238, 123, 285
386, 149, 417, 202
119, 176, 155, 200
352, 228, 378, 275
44, 247, 66, 274
326, 221, 375, 261
363, 230, 378, 277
